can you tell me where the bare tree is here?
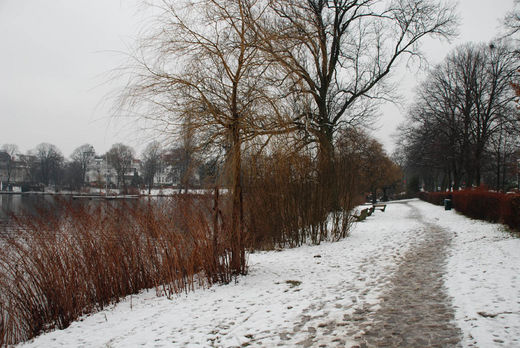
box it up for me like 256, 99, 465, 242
403, 45, 478, 189
120, 0, 293, 274
400, 42, 520, 189
486, 123, 519, 190
106, 143, 135, 193
1, 144, 19, 189
141, 141, 162, 194
503, 0, 520, 39
471, 43, 519, 185
32, 143, 64, 188
165, 143, 198, 192
63, 161, 84, 191
336, 128, 401, 202
502, 1, 520, 114
253, 0, 458, 166
70, 144, 95, 187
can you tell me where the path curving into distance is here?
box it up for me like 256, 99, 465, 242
355, 203, 462, 347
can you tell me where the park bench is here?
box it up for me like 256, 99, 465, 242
352, 208, 369, 222
373, 204, 387, 212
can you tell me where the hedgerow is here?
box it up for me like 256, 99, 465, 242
419, 189, 520, 231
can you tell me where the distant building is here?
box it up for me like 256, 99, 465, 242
153, 163, 178, 186
0, 151, 31, 189
85, 156, 117, 187
86, 157, 143, 188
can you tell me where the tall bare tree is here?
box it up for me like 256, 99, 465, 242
253, 0, 458, 167
504, 0, 520, 40
502, 1, 520, 109
70, 144, 95, 187
471, 43, 519, 185
106, 143, 135, 193
141, 141, 162, 194
120, 0, 293, 274
32, 143, 64, 188
400, 43, 520, 189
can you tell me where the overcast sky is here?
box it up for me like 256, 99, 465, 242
0, 0, 516, 158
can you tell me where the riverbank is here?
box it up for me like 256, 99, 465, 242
18, 199, 520, 347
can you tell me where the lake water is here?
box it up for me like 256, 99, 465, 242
1, 194, 56, 220
0, 194, 141, 235
0, 194, 209, 236
0, 194, 78, 235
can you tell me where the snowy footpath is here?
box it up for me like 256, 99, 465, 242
20, 199, 520, 347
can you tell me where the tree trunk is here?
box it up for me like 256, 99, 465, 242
230, 122, 245, 275
382, 187, 388, 202
501, 157, 507, 191
475, 151, 482, 187
317, 123, 338, 211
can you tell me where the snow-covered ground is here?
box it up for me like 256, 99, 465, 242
420, 202, 520, 347
18, 199, 520, 347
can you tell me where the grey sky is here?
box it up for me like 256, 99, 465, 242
0, 0, 144, 157
0, 0, 516, 158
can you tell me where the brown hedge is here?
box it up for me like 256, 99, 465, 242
419, 189, 520, 232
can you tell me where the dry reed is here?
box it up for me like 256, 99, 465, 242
0, 195, 235, 345
244, 150, 359, 249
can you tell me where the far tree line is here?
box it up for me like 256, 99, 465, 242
1, 129, 402, 197
0, 141, 216, 193
396, 42, 520, 192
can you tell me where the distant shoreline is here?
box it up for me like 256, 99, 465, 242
0, 189, 226, 197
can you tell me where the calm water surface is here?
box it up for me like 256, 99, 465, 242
0, 194, 158, 235
0, 193, 208, 238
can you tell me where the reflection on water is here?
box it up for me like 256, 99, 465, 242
0, 194, 174, 235
1, 194, 58, 221
1, 195, 72, 235
0, 194, 133, 233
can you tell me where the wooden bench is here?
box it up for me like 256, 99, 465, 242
373, 204, 387, 212
353, 208, 369, 222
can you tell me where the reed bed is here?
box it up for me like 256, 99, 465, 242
0, 148, 364, 345
244, 151, 358, 249
0, 195, 234, 345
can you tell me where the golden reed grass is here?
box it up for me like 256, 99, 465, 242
0, 195, 235, 345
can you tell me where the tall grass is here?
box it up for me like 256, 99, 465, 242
0, 195, 235, 345
243, 150, 359, 249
